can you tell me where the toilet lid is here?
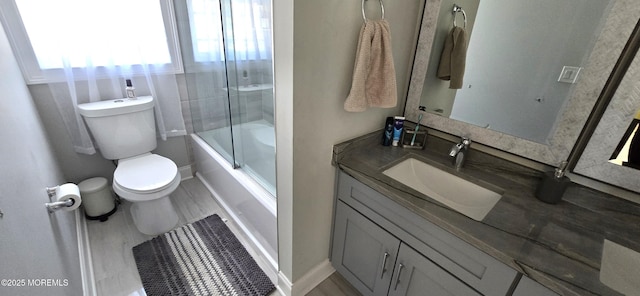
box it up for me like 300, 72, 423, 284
114, 154, 178, 194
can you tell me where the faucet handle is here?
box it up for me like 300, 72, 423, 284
460, 136, 471, 147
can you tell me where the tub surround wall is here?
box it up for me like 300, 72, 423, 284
333, 130, 640, 295
185, 60, 274, 134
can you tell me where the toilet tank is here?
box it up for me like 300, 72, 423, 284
78, 96, 157, 160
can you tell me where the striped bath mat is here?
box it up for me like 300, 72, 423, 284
132, 214, 275, 296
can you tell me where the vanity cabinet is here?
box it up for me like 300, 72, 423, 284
331, 200, 400, 296
331, 171, 519, 296
332, 201, 480, 296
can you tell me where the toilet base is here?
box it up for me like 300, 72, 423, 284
129, 196, 178, 235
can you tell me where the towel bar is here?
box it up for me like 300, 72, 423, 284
362, 0, 385, 22
453, 4, 467, 28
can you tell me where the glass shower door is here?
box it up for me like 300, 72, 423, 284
183, 0, 276, 196
221, 0, 276, 195
181, 0, 236, 166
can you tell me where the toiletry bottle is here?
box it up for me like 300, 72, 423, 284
392, 116, 405, 146
383, 117, 394, 146
125, 79, 136, 99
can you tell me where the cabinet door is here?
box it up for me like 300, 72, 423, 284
388, 244, 481, 296
331, 201, 401, 296
512, 276, 559, 296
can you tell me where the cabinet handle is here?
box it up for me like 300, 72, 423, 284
380, 252, 390, 279
394, 263, 405, 290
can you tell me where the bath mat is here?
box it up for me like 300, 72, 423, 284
132, 214, 275, 296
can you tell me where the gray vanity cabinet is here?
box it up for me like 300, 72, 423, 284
332, 171, 519, 296
389, 243, 480, 296
332, 201, 481, 296
331, 200, 400, 296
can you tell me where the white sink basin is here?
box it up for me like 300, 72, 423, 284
382, 158, 502, 221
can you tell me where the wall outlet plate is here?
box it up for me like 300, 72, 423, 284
558, 66, 582, 84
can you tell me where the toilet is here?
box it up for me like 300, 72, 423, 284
78, 96, 180, 235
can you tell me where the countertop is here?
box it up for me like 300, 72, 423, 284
333, 130, 640, 296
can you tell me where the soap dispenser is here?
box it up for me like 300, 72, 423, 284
535, 161, 570, 204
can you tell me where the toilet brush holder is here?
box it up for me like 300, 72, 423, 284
535, 171, 571, 204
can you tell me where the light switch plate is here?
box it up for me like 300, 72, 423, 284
558, 66, 582, 84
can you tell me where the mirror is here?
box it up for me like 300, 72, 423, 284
421, 0, 611, 144
609, 112, 640, 169
574, 49, 640, 193
406, 0, 640, 165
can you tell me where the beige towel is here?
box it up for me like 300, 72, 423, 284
344, 20, 397, 112
437, 26, 468, 89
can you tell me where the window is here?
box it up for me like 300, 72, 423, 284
187, 0, 271, 63
0, 0, 182, 83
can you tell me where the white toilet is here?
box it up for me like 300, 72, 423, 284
78, 96, 180, 235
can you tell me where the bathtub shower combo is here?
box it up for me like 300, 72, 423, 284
180, 0, 277, 277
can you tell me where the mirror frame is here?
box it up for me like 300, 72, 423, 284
405, 0, 639, 165
574, 43, 640, 193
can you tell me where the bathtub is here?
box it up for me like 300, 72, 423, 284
190, 126, 277, 278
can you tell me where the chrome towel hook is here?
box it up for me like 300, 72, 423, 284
453, 4, 467, 28
362, 0, 385, 22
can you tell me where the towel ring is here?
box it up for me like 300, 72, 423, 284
453, 4, 467, 28
362, 0, 385, 22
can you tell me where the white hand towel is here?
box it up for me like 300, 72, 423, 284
344, 20, 398, 112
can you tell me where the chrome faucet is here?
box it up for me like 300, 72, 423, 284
449, 137, 471, 169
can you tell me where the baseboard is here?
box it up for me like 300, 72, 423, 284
179, 165, 194, 181
75, 211, 97, 296
277, 259, 335, 296
277, 272, 293, 296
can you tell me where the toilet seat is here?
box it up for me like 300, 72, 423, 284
113, 154, 180, 201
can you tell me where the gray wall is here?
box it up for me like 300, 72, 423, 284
275, 0, 424, 284
0, 23, 82, 296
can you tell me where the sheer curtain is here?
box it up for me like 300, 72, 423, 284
12, 0, 186, 154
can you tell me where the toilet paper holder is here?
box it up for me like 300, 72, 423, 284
45, 186, 78, 213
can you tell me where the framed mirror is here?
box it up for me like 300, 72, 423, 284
405, 0, 640, 165
574, 49, 640, 193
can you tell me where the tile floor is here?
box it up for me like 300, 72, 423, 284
86, 177, 359, 296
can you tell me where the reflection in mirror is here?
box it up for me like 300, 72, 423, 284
609, 110, 640, 169
574, 41, 640, 194
420, 0, 613, 144
405, 0, 639, 166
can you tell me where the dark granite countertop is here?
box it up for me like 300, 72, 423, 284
333, 130, 640, 296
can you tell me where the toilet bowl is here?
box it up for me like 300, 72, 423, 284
77, 97, 182, 235
112, 153, 180, 235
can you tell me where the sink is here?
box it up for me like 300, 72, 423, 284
600, 239, 640, 295
382, 158, 502, 221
